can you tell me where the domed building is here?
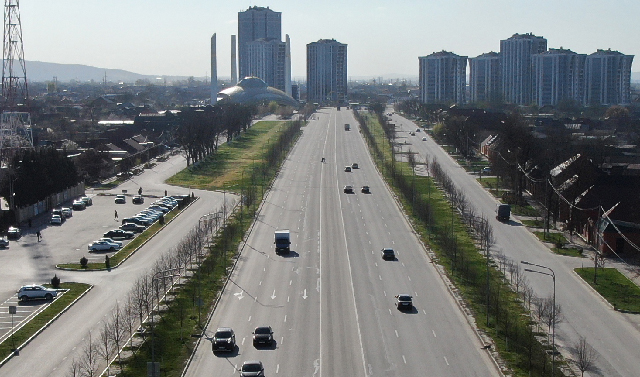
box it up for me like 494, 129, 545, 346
217, 77, 299, 108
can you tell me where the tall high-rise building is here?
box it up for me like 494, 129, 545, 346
500, 33, 547, 105
531, 48, 586, 107
246, 38, 286, 92
418, 51, 467, 104
583, 49, 634, 106
306, 39, 347, 103
469, 52, 501, 104
237, 6, 290, 94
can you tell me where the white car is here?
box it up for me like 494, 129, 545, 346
17, 285, 58, 301
50, 214, 63, 225
61, 207, 73, 218
88, 240, 121, 252
97, 238, 123, 248
0, 236, 9, 248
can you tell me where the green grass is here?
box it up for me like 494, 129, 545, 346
521, 219, 545, 228
575, 268, 640, 312
511, 204, 539, 217
533, 231, 567, 246
57, 208, 182, 270
0, 282, 91, 361
551, 246, 584, 257
167, 121, 290, 191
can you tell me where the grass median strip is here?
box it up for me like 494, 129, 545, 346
575, 267, 640, 312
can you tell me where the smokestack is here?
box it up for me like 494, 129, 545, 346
211, 33, 218, 103
231, 35, 237, 85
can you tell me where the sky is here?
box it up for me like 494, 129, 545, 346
19, 0, 640, 80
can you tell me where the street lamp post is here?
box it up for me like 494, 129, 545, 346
521, 260, 556, 376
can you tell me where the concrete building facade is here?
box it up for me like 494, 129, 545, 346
306, 39, 347, 103
238, 6, 281, 80
500, 33, 547, 105
246, 38, 287, 92
583, 49, 634, 106
531, 48, 586, 107
418, 51, 467, 104
469, 52, 501, 104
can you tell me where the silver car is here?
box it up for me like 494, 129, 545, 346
17, 285, 58, 301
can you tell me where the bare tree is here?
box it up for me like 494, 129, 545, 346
109, 301, 126, 370
81, 331, 99, 377
98, 320, 114, 376
67, 356, 81, 377
574, 336, 598, 376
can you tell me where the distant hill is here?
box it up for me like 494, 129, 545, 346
22, 60, 193, 83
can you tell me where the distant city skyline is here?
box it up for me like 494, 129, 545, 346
19, 1, 640, 79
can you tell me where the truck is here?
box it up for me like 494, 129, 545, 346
274, 230, 291, 254
344, 123, 351, 131
496, 204, 511, 222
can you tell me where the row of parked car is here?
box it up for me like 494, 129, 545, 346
51, 196, 93, 225
89, 195, 187, 252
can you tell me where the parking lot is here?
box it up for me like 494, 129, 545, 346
0, 292, 66, 344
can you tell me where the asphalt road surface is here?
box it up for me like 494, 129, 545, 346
184, 108, 498, 377
392, 112, 640, 377
0, 153, 233, 376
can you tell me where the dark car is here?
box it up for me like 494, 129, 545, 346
240, 361, 264, 377
252, 326, 274, 347
361, 185, 370, 194
114, 195, 126, 204
121, 217, 148, 226
104, 229, 135, 240
381, 248, 395, 260
132, 195, 144, 204
212, 327, 236, 353
395, 294, 413, 311
120, 223, 146, 233
343, 185, 354, 194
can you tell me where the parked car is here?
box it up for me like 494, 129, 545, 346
61, 207, 73, 218
115, 195, 126, 204
395, 294, 413, 311
17, 285, 58, 301
50, 214, 63, 225
381, 248, 395, 260
72, 200, 86, 210
80, 196, 93, 206
212, 327, 236, 353
343, 185, 354, 194
52, 208, 63, 217
88, 240, 121, 252
148, 205, 170, 213
240, 361, 264, 377
104, 229, 135, 239
7, 226, 21, 239
120, 223, 146, 233
121, 217, 147, 226
0, 236, 9, 248
252, 326, 274, 347
132, 195, 144, 204
97, 238, 123, 248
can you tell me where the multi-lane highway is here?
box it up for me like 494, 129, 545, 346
392, 112, 640, 377
185, 108, 498, 376
0, 153, 232, 376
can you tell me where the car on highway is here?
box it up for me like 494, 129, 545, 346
115, 195, 126, 204
104, 229, 135, 239
0, 236, 9, 248
352, 162, 359, 169
252, 326, 274, 347
88, 240, 121, 252
7, 226, 21, 239
61, 207, 73, 218
422, 137, 427, 141
344, 166, 352, 172
381, 248, 395, 260
212, 327, 236, 353
132, 195, 144, 204
120, 223, 146, 233
395, 294, 413, 311
410, 131, 415, 136
416, 128, 421, 132
361, 185, 370, 194
72, 199, 86, 210
17, 285, 58, 302
80, 196, 93, 206
240, 360, 264, 377
50, 214, 63, 225
97, 238, 123, 248
343, 185, 354, 194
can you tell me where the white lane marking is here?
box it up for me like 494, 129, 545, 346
433, 330, 437, 337
248, 316, 251, 322
303, 289, 308, 299
444, 356, 449, 366
379, 275, 382, 280
395, 330, 399, 338
276, 364, 280, 373
259, 281, 262, 286
408, 276, 411, 281
284, 315, 287, 322
423, 309, 427, 315
234, 291, 244, 300
271, 290, 276, 299
290, 280, 292, 286
383, 291, 387, 297
389, 308, 393, 315
402, 355, 407, 364
241, 337, 246, 345
287, 296, 290, 303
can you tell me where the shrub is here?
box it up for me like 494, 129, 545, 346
105, 255, 110, 269
51, 274, 60, 288
80, 256, 88, 268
